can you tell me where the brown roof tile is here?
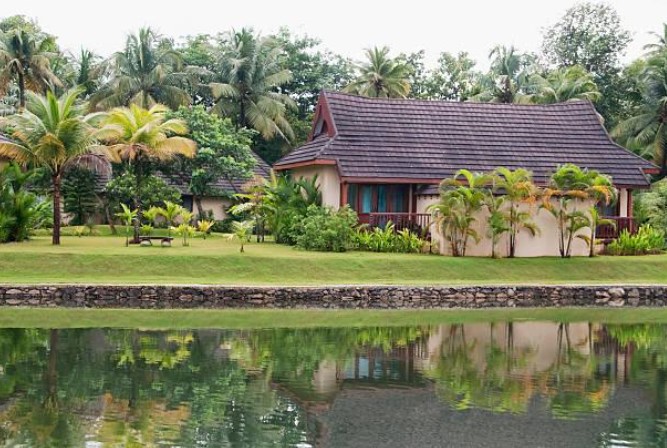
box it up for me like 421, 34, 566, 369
275, 92, 655, 187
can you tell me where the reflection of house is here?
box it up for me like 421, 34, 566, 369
275, 91, 657, 256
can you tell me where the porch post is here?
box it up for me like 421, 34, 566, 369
408, 184, 414, 214
626, 189, 633, 217
340, 182, 349, 208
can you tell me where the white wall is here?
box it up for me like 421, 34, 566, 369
289, 166, 341, 208
198, 197, 231, 220
421, 195, 597, 258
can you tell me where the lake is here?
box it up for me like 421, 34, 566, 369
0, 314, 665, 447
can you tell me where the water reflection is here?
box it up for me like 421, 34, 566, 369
0, 322, 664, 447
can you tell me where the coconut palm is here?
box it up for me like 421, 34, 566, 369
90, 28, 190, 110
472, 46, 534, 104
344, 46, 411, 98
0, 28, 62, 110
524, 66, 601, 104
96, 104, 196, 242
210, 29, 295, 142
493, 168, 540, 258
68, 48, 104, 97
0, 88, 106, 245
612, 52, 667, 177
644, 23, 667, 56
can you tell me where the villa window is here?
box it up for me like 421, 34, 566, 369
347, 184, 410, 214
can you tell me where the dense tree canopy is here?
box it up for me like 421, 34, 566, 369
0, 5, 664, 189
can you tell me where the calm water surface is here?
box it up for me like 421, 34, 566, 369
0, 321, 665, 447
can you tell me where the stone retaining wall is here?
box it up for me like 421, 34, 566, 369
1, 285, 667, 309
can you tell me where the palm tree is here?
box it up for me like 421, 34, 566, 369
210, 29, 295, 141
0, 28, 62, 110
344, 46, 411, 98
472, 46, 534, 103
0, 88, 105, 244
644, 23, 667, 56
541, 164, 616, 258
613, 52, 667, 177
428, 169, 492, 257
524, 66, 601, 104
97, 104, 196, 242
69, 48, 104, 97
493, 168, 540, 258
90, 28, 190, 110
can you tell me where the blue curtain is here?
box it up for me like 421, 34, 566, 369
377, 186, 387, 212
393, 187, 405, 212
361, 186, 372, 213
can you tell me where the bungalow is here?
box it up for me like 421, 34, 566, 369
274, 91, 658, 257
161, 152, 271, 220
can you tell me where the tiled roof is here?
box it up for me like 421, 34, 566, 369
275, 91, 656, 187
161, 152, 271, 196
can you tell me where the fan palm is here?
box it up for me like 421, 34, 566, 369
524, 66, 601, 104
612, 52, 667, 177
210, 29, 295, 142
344, 46, 411, 98
0, 88, 105, 244
90, 28, 190, 110
0, 28, 62, 110
96, 104, 196, 241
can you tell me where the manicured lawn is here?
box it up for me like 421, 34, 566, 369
2, 308, 667, 329
1, 233, 666, 286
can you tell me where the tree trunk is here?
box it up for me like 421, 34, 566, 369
52, 173, 62, 245
17, 71, 26, 111
194, 196, 204, 220
102, 197, 117, 235
44, 329, 59, 411
132, 164, 143, 243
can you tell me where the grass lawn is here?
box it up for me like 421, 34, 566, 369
3, 308, 667, 329
0, 230, 666, 286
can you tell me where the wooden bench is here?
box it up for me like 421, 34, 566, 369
138, 236, 174, 247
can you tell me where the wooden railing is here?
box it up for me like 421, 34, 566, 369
360, 213, 432, 237
597, 217, 636, 241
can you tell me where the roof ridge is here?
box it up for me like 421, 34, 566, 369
323, 90, 592, 109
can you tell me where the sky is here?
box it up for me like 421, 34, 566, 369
4, 0, 667, 69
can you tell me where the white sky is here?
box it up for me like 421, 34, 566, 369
4, 0, 667, 69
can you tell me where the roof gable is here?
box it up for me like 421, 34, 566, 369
275, 91, 656, 187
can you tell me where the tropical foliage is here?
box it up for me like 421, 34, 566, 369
541, 164, 616, 258
293, 204, 358, 252
344, 46, 411, 98
91, 28, 190, 110
96, 104, 196, 241
0, 88, 103, 244
0, 162, 51, 242
210, 29, 296, 142
0, 27, 61, 109
607, 225, 665, 255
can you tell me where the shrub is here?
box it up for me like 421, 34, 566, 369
607, 225, 665, 256
635, 180, 667, 235
0, 164, 51, 243
354, 221, 425, 253
294, 205, 358, 252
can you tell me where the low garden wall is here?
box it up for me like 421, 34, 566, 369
1, 285, 667, 308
